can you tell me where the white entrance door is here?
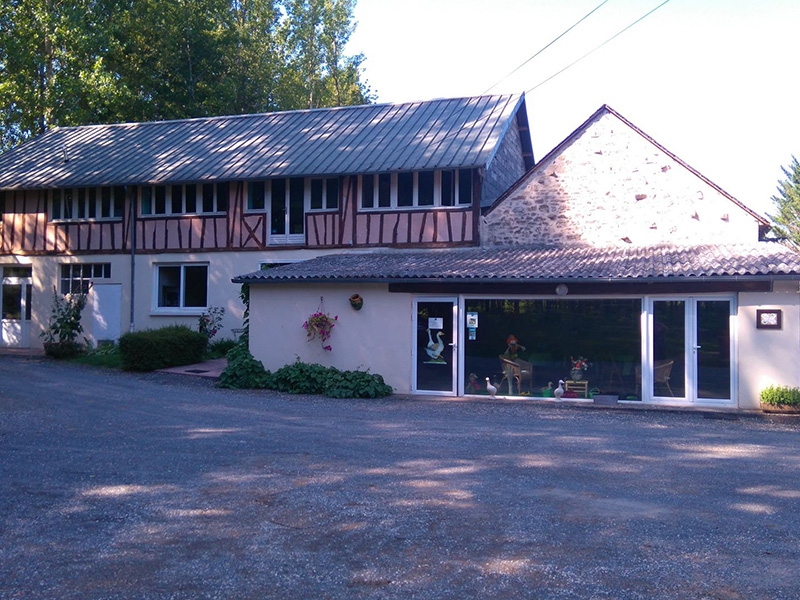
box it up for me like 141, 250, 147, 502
89, 283, 122, 345
647, 298, 734, 404
1, 273, 32, 348
414, 298, 458, 395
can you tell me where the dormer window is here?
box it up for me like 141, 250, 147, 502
50, 187, 125, 222
359, 169, 473, 210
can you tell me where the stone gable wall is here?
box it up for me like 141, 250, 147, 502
481, 115, 527, 207
481, 112, 761, 247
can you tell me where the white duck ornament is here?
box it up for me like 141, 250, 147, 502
554, 380, 565, 400
425, 329, 445, 361
486, 377, 497, 399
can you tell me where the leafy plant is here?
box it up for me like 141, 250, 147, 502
218, 344, 270, 389
198, 306, 225, 340
270, 360, 332, 394
264, 359, 392, 398
760, 385, 800, 406
324, 369, 393, 399
206, 337, 238, 359
41, 287, 89, 358
71, 342, 122, 369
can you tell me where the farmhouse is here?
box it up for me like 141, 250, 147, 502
1, 93, 798, 409
233, 104, 800, 409
0, 94, 532, 349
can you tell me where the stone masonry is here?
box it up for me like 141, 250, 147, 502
481, 109, 763, 248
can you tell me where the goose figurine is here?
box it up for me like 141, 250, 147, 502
554, 380, 565, 400
485, 377, 497, 399
425, 329, 445, 361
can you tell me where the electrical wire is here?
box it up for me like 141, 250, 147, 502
483, 0, 610, 94
526, 0, 672, 93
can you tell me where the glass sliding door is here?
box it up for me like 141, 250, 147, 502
414, 299, 457, 394
696, 300, 732, 401
651, 300, 686, 399
648, 298, 733, 404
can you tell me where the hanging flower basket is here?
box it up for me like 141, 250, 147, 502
303, 297, 338, 351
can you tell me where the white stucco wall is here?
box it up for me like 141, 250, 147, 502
738, 281, 800, 408
248, 283, 413, 393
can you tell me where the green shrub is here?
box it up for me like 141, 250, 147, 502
270, 360, 332, 395
207, 338, 238, 359
43, 341, 85, 359
119, 325, 207, 371
760, 385, 800, 406
218, 344, 270, 389
324, 369, 393, 399
71, 342, 122, 369
265, 359, 392, 398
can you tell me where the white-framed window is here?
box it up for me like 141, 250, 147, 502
155, 263, 208, 310
60, 263, 111, 295
140, 183, 228, 216
247, 177, 339, 213
246, 178, 306, 244
359, 169, 473, 210
308, 177, 339, 211
50, 187, 125, 221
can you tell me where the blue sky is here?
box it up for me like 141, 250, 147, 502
348, 0, 799, 217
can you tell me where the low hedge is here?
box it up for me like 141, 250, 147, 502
119, 325, 207, 371
760, 385, 800, 406
219, 354, 392, 398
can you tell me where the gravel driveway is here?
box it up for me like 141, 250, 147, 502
1, 355, 799, 599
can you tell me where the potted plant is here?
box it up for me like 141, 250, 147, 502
570, 356, 591, 381
759, 385, 800, 413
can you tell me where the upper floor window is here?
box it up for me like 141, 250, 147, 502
140, 183, 228, 216
50, 187, 125, 221
60, 263, 111, 295
247, 177, 339, 213
359, 169, 473, 210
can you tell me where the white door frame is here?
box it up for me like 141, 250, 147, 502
412, 297, 459, 396
1, 275, 32, 348
644, 296, 736, 405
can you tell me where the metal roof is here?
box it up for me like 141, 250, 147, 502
0, 94, 526, 190
233, 243, 800, 284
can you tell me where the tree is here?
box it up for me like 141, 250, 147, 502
768, 156, 800, 246
0, 0, 372, 151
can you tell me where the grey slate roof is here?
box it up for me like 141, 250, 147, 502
233, 243, 800, 284
0, 94, 526, 190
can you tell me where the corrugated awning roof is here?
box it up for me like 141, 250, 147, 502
233, 243, 800, 284
0, 94, 526, 190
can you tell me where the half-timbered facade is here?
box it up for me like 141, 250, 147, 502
236, 105, 800, 411
0, 94, 533, 349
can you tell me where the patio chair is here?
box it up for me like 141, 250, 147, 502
635, 360, 675, 397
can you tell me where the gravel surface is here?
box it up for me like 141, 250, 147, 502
1, 355, 800, 599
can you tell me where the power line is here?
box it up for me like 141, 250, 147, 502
483, 0, 610, 95
527, 0, 672, 93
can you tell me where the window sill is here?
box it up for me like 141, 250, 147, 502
358, 205, 471, 212
151, 308, 206, 317
50, 217, 124, 224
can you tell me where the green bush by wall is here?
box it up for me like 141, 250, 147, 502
119, 325, 207, 371
760, 385, 800, 406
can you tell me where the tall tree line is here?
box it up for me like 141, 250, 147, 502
0, 0, 372, 151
